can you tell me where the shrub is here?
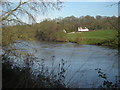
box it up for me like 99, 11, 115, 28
36, 20, 67, 41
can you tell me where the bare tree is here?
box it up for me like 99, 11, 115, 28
0, 0, 63, 25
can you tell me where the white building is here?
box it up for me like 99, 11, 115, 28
63, 29, 67, 33
78, 27, 89, 32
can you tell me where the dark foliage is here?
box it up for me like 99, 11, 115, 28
2, 52, 66, 88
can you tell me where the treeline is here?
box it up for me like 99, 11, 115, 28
34, 15, 117, 40
34, 15, 118, 41
52, 15, 118, 32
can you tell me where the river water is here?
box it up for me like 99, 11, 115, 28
6, 40, 119, 88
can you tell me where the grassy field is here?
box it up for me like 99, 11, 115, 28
67, 30, 118, 49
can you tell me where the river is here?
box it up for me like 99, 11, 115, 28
5, 40, 119, 88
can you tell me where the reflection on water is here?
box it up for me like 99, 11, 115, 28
8, 40, 119, 88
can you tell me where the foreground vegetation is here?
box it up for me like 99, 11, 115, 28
2, 49, 67, 88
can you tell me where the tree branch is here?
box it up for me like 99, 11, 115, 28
1, 0, 30, 22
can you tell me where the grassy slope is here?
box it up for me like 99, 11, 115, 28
67, 30, 118, 48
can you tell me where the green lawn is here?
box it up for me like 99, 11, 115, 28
82, 30, 116, 39
66, 30, 118, 48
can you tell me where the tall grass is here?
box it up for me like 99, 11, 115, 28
95, 68, 119, 88
2, 48, 67, 88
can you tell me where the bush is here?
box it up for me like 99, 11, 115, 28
36, 20, 67, 42
2, 25, 36, 46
